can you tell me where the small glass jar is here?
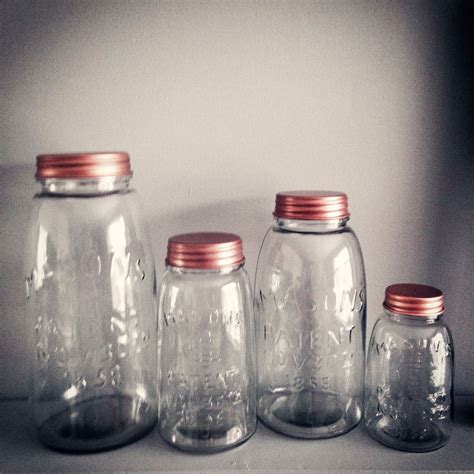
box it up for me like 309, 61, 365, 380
365, 284, 454, 452
25, 152, 157, 452
158, 232, 257, 452
255, 191, 366, 438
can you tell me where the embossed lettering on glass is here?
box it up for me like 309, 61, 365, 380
255, 191, 366, 438
365, 284, 453, 452
158, 232, 257, 452
25, 152, 157, 452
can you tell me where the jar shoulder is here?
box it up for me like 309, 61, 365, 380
32, 189, 147, 233
256, 224, 365, 282
158, 267, 253, 327
370, 315, 453, 346
159, 266, 251, 294
25, 189, 153, 269
260, 224, 362, 251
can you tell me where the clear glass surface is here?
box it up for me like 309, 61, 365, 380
365, 309, 454, 452
255, 217, 366, 438
25, 177, 158, 452
158, 264, 257, 452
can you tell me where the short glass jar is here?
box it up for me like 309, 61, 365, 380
157, 232, 257, 452
365, 284, 454, 452
255, 191, 366, 438
25, 152, 158, 452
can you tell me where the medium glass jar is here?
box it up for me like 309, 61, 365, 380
365, 284, 454, 452
158, 232, 256, 452
255, 191, 366, 438
25, 152, 157, 452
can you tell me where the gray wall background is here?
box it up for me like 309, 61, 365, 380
1, 0, 472, 398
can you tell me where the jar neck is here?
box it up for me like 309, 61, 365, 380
38, 176, 131, 196
383, 308, 442, 325
167, 263, 244, 275
274, 217, 349, 233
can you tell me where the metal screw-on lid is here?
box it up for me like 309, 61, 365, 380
36, 152, 132, 179
274, 191, 350, 220
384, 283, 445, 317
166, 232, 245, 270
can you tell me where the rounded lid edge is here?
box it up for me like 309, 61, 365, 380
384, 283, 445, 317
274, 190, 350, 220
166, 232, 245, 269
35, 151, 132, 179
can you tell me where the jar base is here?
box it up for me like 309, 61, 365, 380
159, 417, 256, 453
258, 390, 361, 439
366, 416, 450, 452
38, 394, 157, 452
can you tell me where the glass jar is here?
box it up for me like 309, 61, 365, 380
158, 232, 256, 452
365, 284, 453, 452
255, 191, 366, 438
25, 152, 157, 452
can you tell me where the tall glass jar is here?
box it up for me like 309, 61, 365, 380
158, 232, 256, 452
25, 152, 157, 452
255, 191, 366, 438
365, 284, 453, 452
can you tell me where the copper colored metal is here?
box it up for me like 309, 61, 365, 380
35, 152, 132, 179
274, 191, 350, 220
166, 232, 245, 270
384, 283, 444, 317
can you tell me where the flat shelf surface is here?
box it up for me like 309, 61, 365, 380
1, 397, 473, 472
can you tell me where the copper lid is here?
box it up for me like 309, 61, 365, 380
274, 191, 350, 220
384, 283, 445, 317
36, 152, 132, 179
166, 232, 245, 269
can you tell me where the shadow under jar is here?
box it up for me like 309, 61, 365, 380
25, 152, 158, 452
255, 191, 366, 439
365, 284, 454, 452
158, 232, 257, 452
